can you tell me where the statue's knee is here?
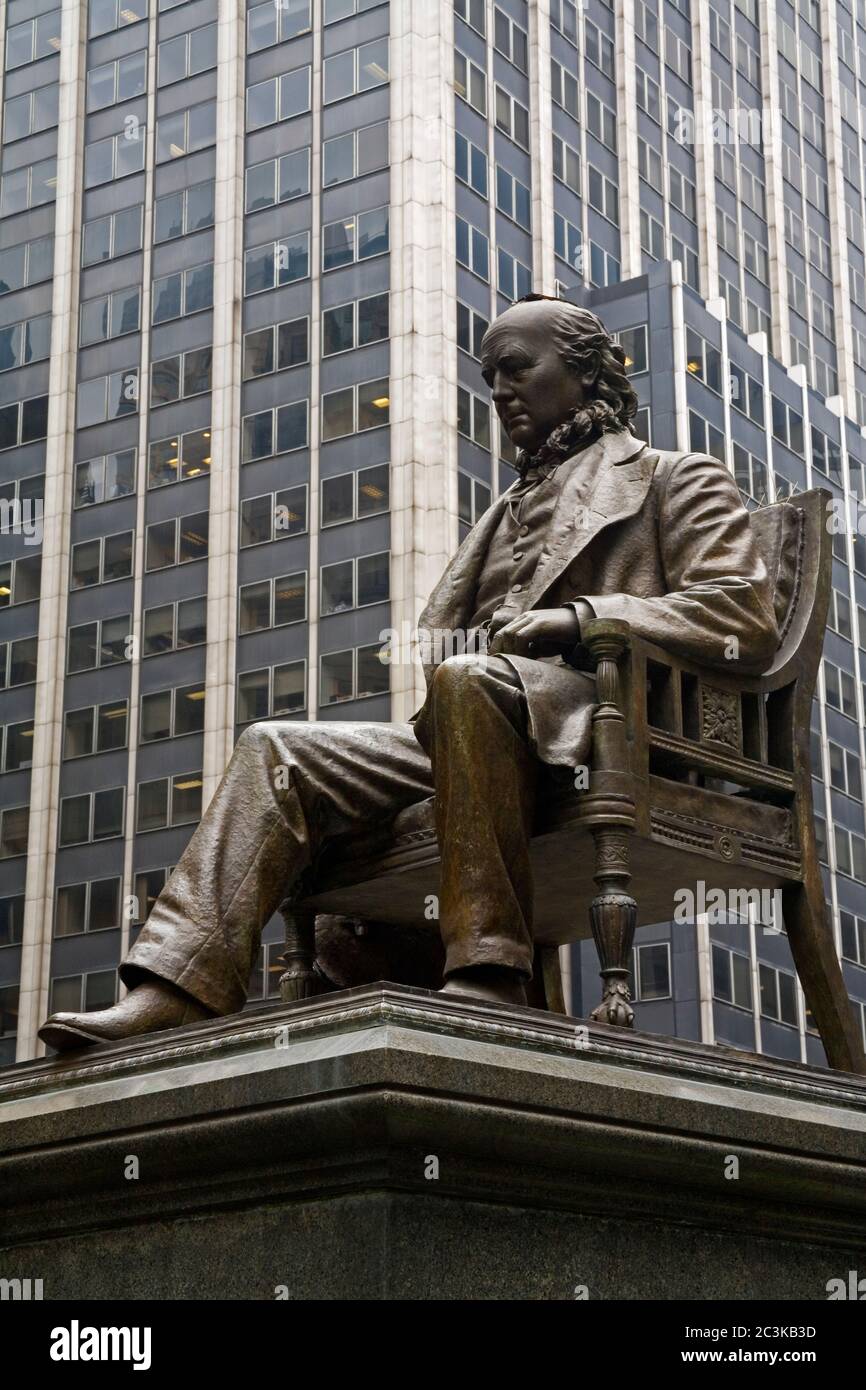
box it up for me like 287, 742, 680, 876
431, 653, 485, 696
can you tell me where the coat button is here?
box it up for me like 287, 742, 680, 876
520, 525, 529, 535
512, 583, 522, 592
513, 550, 524, 561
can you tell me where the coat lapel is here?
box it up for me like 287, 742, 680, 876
520, 431, 654, 609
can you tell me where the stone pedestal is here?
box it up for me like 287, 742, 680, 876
1, 985, 865, 1300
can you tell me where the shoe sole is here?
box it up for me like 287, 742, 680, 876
38, 1022, 108, 1052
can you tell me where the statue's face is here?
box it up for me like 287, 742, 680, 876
480, 302, 589, 454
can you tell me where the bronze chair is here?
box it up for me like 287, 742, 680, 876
284, 486, 866, 1076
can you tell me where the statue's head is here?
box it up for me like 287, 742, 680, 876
479, 294, 639, 460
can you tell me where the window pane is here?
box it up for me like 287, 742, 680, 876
93, 787, 124, 839
60, 794, 91, 846
324, 49, 355, 103
277, 316, 308, 369
187, 180, 214, 231
321, 649, 353, 703
280, 66, 310, 118
155, 190, 184, 241
141, 690, 172, 742
100, 615, 130, 665
323, 217, 354, 270
175, 684, 205, 735
56, 884, 87, 937
146, 519, 176, 569
172, 774, 202, 824
85, 970, 117, 1011
68, 623, 98, 672
144, 605, 174, 657
240, 580, 271, 633
323, 302, 354, 355
71, 539, 101, 589
89, 877, 120, 931
322, 386, 354, 440
276, 400, 308, 451
273, 661, 305, 713
4, 721, 34, 770
358, 292, 388, 344
357, 551, 389, 606
357, 377, 389, 430
244, 326, 274, 378
637, 943, 670, 999
179, 513, 208, 563
275, 486, 307, 536
64, 707, 93, 759
178, 595, 206, 647
358, 206, 388, 258
321, 560, 353, 614
322, 473, 354, 526
238, 668, 270, 723
357, 463, 389, 517
83, 216, 112, 266
241, 493, 274, 546
278, 148, 309, 201
114, 205, 142, 256
274, 572, 306, 625
137, 779, 168, 831
357, 120, 388, 175
323, 132, 354, 186
358, 37, 388, 90
357, 643, 389, 698
97, 700, 128, 751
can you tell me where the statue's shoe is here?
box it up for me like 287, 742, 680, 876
38, 981, 212, 1052
440, 972, 527, 1007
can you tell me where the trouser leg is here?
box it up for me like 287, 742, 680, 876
121, 721, 433, 1014
422, 654, 537, 979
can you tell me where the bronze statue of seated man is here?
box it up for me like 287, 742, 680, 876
39, 295, 777, 1050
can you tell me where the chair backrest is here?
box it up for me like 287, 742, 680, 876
749, 497, 807, 646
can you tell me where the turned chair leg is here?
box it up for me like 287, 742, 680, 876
278, 904, 319, 1002
589, 828, 637, 1027
782, 862, 866, 1075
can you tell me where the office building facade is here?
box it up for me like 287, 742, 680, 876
2, 0, 866, 1065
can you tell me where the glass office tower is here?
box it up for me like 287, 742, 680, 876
2, 0, 865, 1067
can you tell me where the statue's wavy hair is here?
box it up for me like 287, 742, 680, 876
514, 293, 640, 440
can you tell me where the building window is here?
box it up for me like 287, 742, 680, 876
834, 825, 866, 881
55, 878, 121, 936
84, 131, 144, 189
247, 0, 311, 49
0, 720, 34, 772
771, 398, 804, 456
457, 303, 489, 360
456, 216, 489, 281
87, 49, 147, 109
550, 0, 577, 43
458, 471, 491, 529
63, 701, 128, 759
1, 156, 58, 213
685, 330, 723, 394
840, 911, 866, 968
321, 464, 389, 527
76, 370, 139, 428
243, 317, 309, 379
457, 386, 490, 449
145, 513, 209, 572
0, 555, 42, 606
586, 92, 617, 150
155, 100, 216, 163
320, 644, 389, 704
237, 661, 307, 723
454, 50, 486, 115
246, 65, 312, 131
6, 10, 62, 66
246, 150, 310, 213
732, 444, 768, 504
552, 134, 580, 195
153, 263, 214, 322
551, 58, 579, 118
154, 181, 215, 243
588, 164, 618, 221
758, 963, 799, 1027
494, 86, 529, 150
239, 573, 308, 633
497, 248, 531, 301
83, 205, 144, 266
618, 325, 648, 375
688, 412, 725, 463
493, 7, 528, 71
322, 293, 389, 356
240, 486, 308, 546
141, 684, 205, 743
0, 896, 25, 947
455, 133, 488, 198
320, 552, 389, 616
79, 287, 140, 346
143, 596, 206, 656
157, 22, 217, 86
0, 313, 51, 371
89, 0, 146, 38
323, 38, 389, 103
70, 532, 133, 589
323, 118, 389, 187
554, 213, 582, 271
584, 17, 615, 77
322, 206, 389, 270
495, 167, 531, 230
632, 942, 671, 1000
148, 428, 211, 488
4, 84, 60, 139
823, 660, 857, 718
454, 0, 486, 37
244, 235, 310, 295
321, 378, 389, 441
0, 236, 53, 295
137, 773, 203, 832
67, 615, 130, 673
0, 636, 38, 688
712, 943, 752, 1010
150, 348, 212, 407
0, 806, 29, 859
0, 394, 50, 449
242, 401, 309, 461
59, 788, 125, 846
49, 971, 116, 1017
